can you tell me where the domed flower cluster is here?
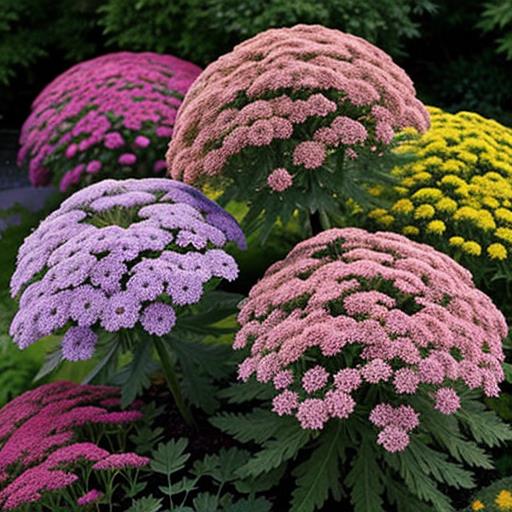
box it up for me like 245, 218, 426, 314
166, 25, 429, 226
10, 178, 245, 360
18, 52, 201, 191
0, 381, 148, 510
370, 107, 512, 273
234, 228, 506, 452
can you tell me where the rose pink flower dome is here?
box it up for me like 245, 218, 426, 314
166, 25, 429, 227
18, 52, 201, 191
234, 228, 507, 451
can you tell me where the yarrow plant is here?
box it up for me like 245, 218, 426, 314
166, 24, 429, 236
0, 381, 148, 511
18, 52, 201, 191
213, 228, 512, 511
9, 178, 245, 419
369, 107, 512, 292
464, 477, 512, 512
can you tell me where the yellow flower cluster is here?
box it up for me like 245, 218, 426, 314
470, 488, 512, 511
371, 107, 512, 264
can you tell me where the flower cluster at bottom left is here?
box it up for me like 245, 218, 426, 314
0, 381, 149, 511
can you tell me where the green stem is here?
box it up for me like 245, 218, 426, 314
152, 336, 194, 427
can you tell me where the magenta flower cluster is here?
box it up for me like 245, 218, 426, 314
0, 381, 148, 510
18, 52, 201, 191
10, 178, 245, 360
167, 24, 429, 192
234, 228, 506, 452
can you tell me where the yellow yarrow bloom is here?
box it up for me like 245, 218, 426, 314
402, 225, 419, 236
449, 236, 465, 246
368, 107, 512, 270
462, 241, 482, 256
471, 499, 485, 511
392, 199, 414, 214
426, 220, 446, 235
488, 243, 507, 260
495, 489, 512, 510
414, 204, 435, 220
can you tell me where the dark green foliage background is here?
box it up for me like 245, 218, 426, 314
2, 0, 512, 128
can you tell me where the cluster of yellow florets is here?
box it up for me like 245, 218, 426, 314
470, 488, 512, 511
370, 107, 512, 265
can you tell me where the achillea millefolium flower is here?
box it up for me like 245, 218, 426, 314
18, 52, 201, 191
9, 178, 245, 360
370, 107, 512, 281
0, 381, 147, 510
166, 24, 428, 231
234, 228, 506, 452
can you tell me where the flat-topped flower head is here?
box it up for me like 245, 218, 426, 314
370, 107, 512, 287
234, 228, 507, 451
167, 25, 429, 230
0, 382, 146, 510
18, 52, 201, 191
10, 178, 245, 358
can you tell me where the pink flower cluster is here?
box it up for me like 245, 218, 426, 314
234, 228, 507, 451
167, 24, 429, 192
18, 52, 201, 191
0, 381, 148, 510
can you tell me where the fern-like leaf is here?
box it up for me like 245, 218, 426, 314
290, 423, 346, 512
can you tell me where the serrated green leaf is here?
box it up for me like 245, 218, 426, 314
151, 439, 190, 477
217, 380, 274, 404
290, 423, 345, 512
225, 497, 273, 512
240, 421, 312, 478
210, 409, 284, 444
193, 492, 219, 512
119, 338, 155, 407
34, 347, 62, 381
345, 437, 385, 512
126, 496, 162, 512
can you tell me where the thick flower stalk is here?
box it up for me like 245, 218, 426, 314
0, 381, 148, 510
18, 52, 201, 191
370, 107, 512, 285
234, 228, 507, 452
167, 24, 429, 233
10, 178, 244, 355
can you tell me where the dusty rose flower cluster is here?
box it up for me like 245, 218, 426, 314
234, 228, 506, 452
167, 24, 429, 196
10, 178, 245, 359
0, 381, 148, 510
18, 52, 201, 191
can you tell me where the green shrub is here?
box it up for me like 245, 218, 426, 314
98, 0, 437, 65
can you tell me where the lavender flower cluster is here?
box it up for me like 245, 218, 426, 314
10, 178, 245, 361
17, 52, 201, 191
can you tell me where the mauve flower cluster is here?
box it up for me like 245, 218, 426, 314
234, 228, 506, 452
18, 52, 201, 191
167, 24, 429, 193
0, 381, 148, 510
10, 178, 245, 359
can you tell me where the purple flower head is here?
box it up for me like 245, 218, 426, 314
18, 52, 201, 189
61, 327, 98, 361
10, 178, 244, 359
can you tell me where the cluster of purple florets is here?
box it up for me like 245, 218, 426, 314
10, 178, 245, 361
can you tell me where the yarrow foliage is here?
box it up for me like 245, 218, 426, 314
235, 227, 507, 451
18, 52, 201, 191
370, 107, 512, 279
0, 381, 148, 510
9, 178, 245, 360
167, 24, 429, 231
